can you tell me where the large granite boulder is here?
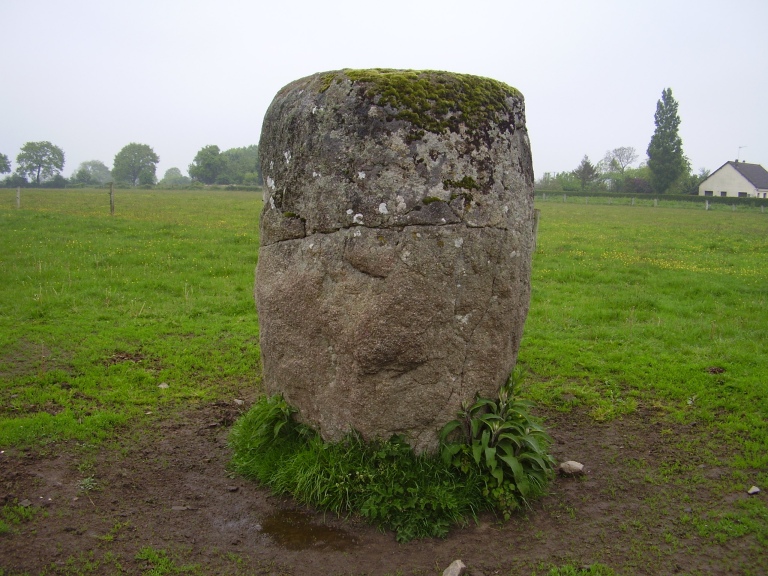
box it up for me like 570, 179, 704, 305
256, 69, 534, 453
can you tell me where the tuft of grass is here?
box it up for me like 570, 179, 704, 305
543, 564, 617, 576
135, 547, 200, 575
0, 501, 40, 535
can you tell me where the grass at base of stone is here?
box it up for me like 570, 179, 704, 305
229, 395, 499, 542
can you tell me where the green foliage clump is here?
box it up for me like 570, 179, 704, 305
112, 142, 159, 187
440, 368, 556, 520
230, 374, 555, 541
325, 69, 519, 137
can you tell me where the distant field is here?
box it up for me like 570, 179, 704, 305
1, 189, 766, 466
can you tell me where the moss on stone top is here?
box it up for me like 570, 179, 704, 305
322, 69, 520, 135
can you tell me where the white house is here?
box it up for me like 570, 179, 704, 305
699, 161, 768, 198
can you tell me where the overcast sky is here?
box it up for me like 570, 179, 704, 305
2, 0, 766, 180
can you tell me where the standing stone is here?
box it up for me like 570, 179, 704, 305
256, 69, 534, 453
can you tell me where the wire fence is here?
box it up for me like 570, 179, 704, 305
535, 191, 767, 213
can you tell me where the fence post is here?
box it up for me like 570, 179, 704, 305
631, 197, 635, 206
705, 200, 709, 211
109, 182, 115, 216
732, 204, 736, 212
654, 198, 658, 207
16, 186, 20, 209
563, 194, 566, 203
762, 206, 765, 213
543, 192, 546, 201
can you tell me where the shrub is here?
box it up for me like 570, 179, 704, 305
440, 367, 556, 519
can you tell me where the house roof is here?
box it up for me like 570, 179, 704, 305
726, 161, 768, 189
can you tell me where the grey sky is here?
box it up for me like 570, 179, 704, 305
2, 0, 766, 180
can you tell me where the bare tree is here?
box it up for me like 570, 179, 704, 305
601, 147, 638, 174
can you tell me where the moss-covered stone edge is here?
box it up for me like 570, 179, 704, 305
318, 68, 521, 136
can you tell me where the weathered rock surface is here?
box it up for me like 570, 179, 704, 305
256, 69, 535, 452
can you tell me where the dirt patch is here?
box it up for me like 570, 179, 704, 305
1, 403, 764, 575
0, 340, 73, 379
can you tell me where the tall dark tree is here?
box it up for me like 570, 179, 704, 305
112, 143, 159, 186
16, 141, 65, 184
189, 145, 224, 184
572, 155, 600, 191
647, 88, 689, 194
0, 152, 10, 175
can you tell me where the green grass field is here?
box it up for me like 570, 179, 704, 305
0, 189, 263, 448
1, 189, 767, 572
1, 189, 767, 469
521, 203, 768, 471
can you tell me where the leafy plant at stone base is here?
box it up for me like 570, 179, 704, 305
440, 367, 557, 520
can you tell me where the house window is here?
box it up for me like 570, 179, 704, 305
738, 192, 748, 198
720, 191, 727, 197
704, 190, 713, 196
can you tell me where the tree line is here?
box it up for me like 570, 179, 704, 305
3, 88, 701, 194
0, 142, 262, 189
537, 88, 709, 195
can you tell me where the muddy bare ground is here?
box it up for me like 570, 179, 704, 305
1, 399, 764, 575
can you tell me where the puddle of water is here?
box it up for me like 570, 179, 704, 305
260, 510, 357, 551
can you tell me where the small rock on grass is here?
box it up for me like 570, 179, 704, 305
748, 486, 760, 495
559, 461, 585, 476
443, 560, 466, 576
